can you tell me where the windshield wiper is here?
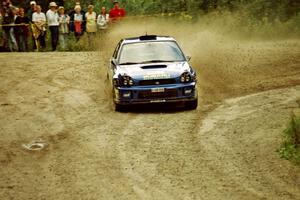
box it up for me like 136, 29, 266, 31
140, 60, 174, 64
119, 62, 140, 65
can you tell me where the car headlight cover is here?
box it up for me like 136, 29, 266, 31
180, 72, 192, 83
121, 75, 134, 86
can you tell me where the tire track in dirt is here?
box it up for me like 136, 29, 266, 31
44, 111, 141, 199
198, 86, 300, 200
117, 107, 211, 200
30, 53, 143, 199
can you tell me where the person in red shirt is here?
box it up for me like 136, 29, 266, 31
109, 0, 126, 21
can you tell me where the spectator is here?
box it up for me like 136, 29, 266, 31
70, 5, 85, 41
1, 4, 8, 51
0, 8, 4, 49
2, 0, 12, 12
27, 1, 36, 21
97, 6, 109, 30
32, 5, 46, 50
109, 0, 126, 21
15, 7, 30, 51
85, 5, 97, 46
46, 2, 59, 51
14, 7, 19, 16
58, 6, 69, 50
27, 1, 37, 50
3, 6, 18, 51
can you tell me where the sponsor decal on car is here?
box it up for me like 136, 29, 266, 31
143, 73, 171, 80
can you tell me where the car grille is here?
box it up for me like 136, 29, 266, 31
138, 89, 178, 99
139, 79, 176, 86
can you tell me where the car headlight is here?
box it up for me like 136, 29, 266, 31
180, 72, 192, 83
120, 75, 134, 87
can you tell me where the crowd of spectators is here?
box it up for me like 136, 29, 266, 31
0, 0, 126, 52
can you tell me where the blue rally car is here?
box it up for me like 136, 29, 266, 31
108, 35, 198, 111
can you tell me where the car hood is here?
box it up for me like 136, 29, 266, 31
115, 62, 191, 80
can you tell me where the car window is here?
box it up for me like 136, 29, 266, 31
113, 40, 122, 59
118, 41, 186, 64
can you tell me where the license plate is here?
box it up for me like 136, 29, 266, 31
150, 100, 166, 103
151, 88, 165, 93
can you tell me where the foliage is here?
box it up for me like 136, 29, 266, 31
280, 114, 300, 164
6, 0, 300, 22
60, 0, 300, 39
59, 0, 300, 21
4, 0, 299, 51
6, 1, 300, 38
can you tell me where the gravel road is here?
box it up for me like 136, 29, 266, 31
0, 37, 300, 199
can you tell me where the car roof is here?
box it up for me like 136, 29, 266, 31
122, 35, 176, 45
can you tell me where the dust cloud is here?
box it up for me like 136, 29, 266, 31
1, 15, 300, 200
99, 17, 300, 104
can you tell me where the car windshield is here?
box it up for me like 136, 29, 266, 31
118, 41, 186, 65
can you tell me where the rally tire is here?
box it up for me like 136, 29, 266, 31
185, 99, 198, 110
114, 103, 127, 112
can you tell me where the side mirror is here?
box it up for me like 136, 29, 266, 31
186, 56, 191, 61
111, 58, 117, 66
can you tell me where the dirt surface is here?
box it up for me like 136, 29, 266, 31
0, 37, 300, 199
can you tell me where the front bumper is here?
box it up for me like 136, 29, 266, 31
113, 82, 197, 105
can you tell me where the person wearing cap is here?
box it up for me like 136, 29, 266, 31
109, 0, 126, 21
58, 6, 69, 50
46, 2, 59, 51
26, 1, 37, 50
69, 4, 85, 41
27, 1, 36, 21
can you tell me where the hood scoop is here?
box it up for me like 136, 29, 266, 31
141, 65, 167, 69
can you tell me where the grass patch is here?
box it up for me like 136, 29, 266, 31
280, 111, 300, 164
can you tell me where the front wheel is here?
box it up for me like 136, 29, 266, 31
185, 99, 198, 110
114, 103, 127, 112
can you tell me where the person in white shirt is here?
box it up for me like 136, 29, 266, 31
46, 2, 59, 51
85, 5, 97, 48
32, 5, 46, 50
97, 6, 109, 30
